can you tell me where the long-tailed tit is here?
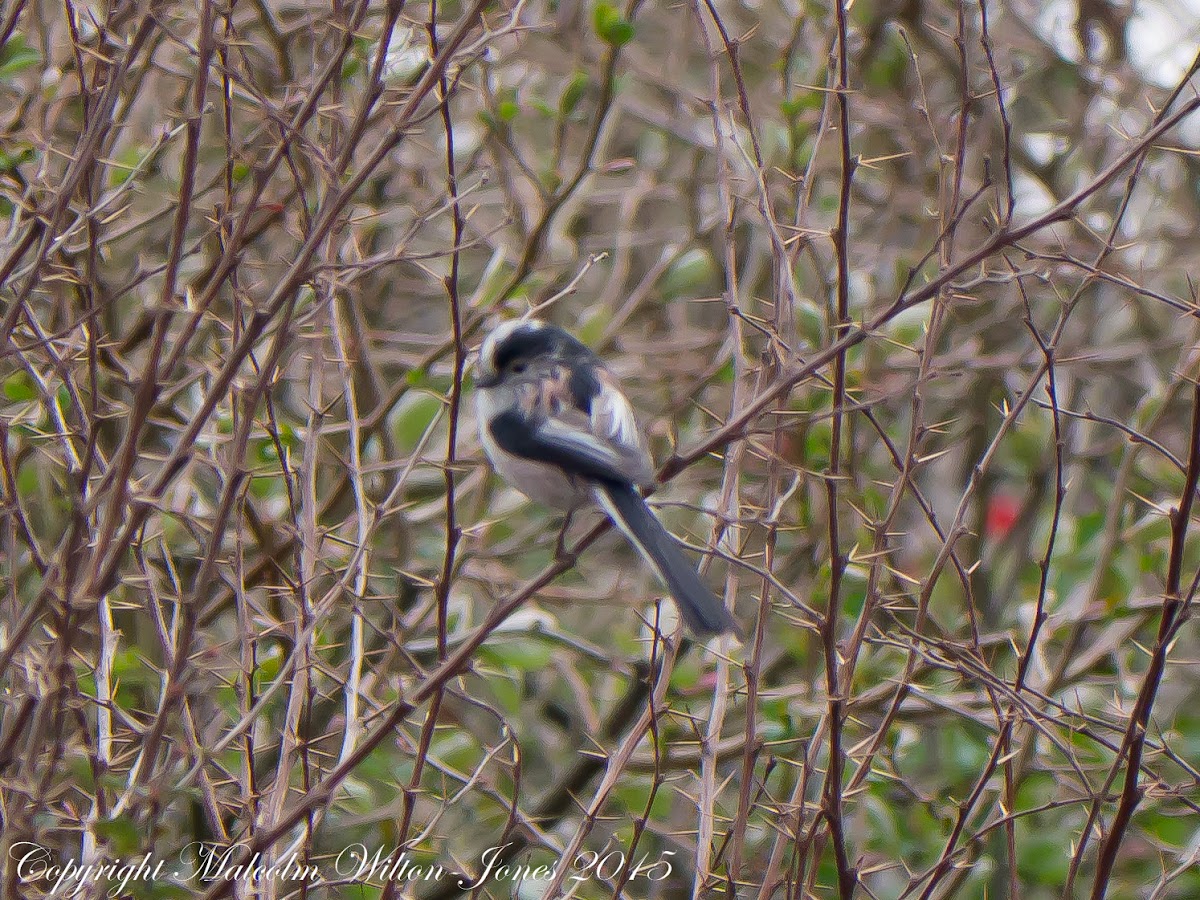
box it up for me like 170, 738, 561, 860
473, 319, 737, 637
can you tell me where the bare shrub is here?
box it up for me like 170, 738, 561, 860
1, 1, 1198, 898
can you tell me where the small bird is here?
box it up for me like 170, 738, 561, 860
473, 318, 737, 637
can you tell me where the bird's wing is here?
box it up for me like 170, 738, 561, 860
588, 371, 654, 485
488, 364, 654, 487
487, 407, 634, 486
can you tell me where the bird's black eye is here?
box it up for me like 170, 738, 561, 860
510, 362, 527, 374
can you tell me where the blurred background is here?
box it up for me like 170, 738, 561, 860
2, 0, 1199, 897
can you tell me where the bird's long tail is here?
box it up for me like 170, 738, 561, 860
594, 482, 738, 637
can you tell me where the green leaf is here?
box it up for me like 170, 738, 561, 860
794, 297, 824, 345
0, 143, 35, 175
16, 462, 38, 497
341, 38, 370, 81
577, 309, 610, 347
612, 777, 672, 820
792, 134, 816, 170
393, 392, 443, 452
95, 816, 141, 856
864, 30, 908, 90
593, 3, 635, 47
480, 636, 553, 672
884, 302, 928, 347
1145, 810, 1192, 847
275, 420, 300, 452
435, 732, 484, 775
593, 3, 619, 34
3, 372, 36, 402
667, 653, 703, 690
603, 20, 635, 46
0, 35, 41, 81
660, 247, 718, 299
254, 649, 282, 690
780, 92, 822, 117
560, 71, 589, 117
863, 790, 903, 854
1016, 824, 1071, 886
107, 146, 147, 188
254, 437, 282, 464
1080, 511, 1104, 547
487, 673, 521, 712
497, 99, 519, 122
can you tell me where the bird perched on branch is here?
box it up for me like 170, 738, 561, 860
473, 318, 737, 638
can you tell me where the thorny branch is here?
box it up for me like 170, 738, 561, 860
2, 3, 1199, 900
